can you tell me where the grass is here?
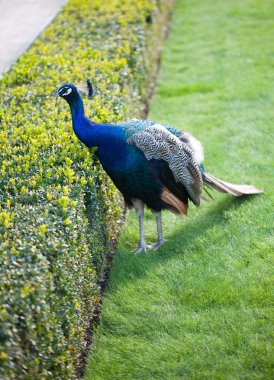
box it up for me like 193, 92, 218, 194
85, 0, 274, 378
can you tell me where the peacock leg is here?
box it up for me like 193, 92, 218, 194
152, 211, 166, 250
132, 199, 150, 253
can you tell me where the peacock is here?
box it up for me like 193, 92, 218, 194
52, 82, 262, 253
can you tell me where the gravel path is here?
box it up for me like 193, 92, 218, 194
0, 0, 67, 76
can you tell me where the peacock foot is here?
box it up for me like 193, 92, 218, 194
133, 243, 150, 254
151, 238, 167, 251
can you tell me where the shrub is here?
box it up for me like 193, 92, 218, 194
0, 0, 174, 378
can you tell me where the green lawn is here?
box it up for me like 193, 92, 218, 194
85, 0, 274, 378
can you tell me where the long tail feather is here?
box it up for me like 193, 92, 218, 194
203, 172, 263, 196
202, 185, 214, 200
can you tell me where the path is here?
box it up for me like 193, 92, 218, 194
0, 0, 67, 76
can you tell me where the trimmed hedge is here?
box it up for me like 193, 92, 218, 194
0, 0, 174, 378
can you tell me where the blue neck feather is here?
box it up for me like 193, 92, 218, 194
65, 92, 95, 146
65, 92, 132, 172
67, 93, 85, 119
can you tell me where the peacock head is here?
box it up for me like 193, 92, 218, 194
52, 83, 78, 103
52, 81, 93, 103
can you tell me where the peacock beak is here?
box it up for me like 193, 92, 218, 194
51, 89, 59, 97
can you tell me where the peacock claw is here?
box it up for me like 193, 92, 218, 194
133, 243, 151, 254
152, 239, 167, 250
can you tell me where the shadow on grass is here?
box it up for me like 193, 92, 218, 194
108, 195, 254, 290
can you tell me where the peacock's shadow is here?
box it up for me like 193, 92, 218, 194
109, 194, 256, 290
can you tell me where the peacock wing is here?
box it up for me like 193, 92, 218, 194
126, 123, 203, 205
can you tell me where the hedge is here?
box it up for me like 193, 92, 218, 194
0, 0, 174, 378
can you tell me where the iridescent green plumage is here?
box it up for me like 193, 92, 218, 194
121, 119, 182, 139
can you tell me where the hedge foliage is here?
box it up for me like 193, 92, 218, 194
0, 0, 174, 378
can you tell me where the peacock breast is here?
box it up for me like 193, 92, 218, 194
98, 142, 163, 201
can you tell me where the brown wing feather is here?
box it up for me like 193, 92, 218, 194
161, 187, 188, 215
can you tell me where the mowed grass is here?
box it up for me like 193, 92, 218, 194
85, 0, 274, 379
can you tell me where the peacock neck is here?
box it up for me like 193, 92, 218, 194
66, 93, 97, 147
65, 95, 127, 161
68, 94, 85, 120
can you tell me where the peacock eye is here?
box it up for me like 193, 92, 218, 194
60, 87, 72, 96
